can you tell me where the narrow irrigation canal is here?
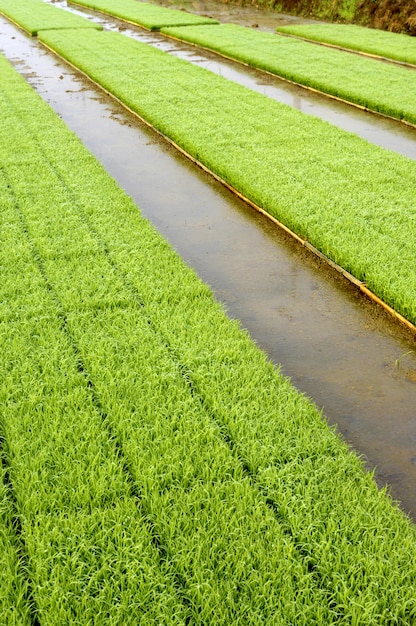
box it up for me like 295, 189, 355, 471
1, 11, 416, 520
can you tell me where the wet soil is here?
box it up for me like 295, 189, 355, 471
1, 13, 416, 520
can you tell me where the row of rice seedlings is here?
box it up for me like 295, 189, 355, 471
0, 319, 189, 624
0, 0, 102, 35
276, 22, 416, 66
64, 174, 416, 622
70, 0, 219, 29
161, 23, 416, 124
4, 48, 415, 622
0, 197, 33, 621
1, 57, 340, 624
0, 124, 189, 623
38, 28, 416, 327
62, 169, 416, 623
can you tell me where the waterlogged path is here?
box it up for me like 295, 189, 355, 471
1, 15, 416, 520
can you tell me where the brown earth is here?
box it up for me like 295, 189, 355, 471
356, 0, 416, 34
236, 0, 416, 34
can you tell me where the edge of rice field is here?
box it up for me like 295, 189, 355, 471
160, 28, 416, 131
0, 0, 102, 35
69, 0, 219, 30
275, 30, 416, 69
275, 22, 416, 67
2, 47, 416, 623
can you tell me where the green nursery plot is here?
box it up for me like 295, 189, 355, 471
0, 186, 188, 622
39, 28, 416, 328
69, 0, 219, 30
276, 22, 416, 66
0, 0, 102, 35
0, 49, 335, 624
161, 23, 416, 124
2, 43, 416, 622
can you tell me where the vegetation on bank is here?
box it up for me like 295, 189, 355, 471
70, 0, 219, 29
259, 0, 416, 35
276, 22, 416, 65
161, 23, 416, 124
2, 48, 416, 623
0, 0, 102, 35
38, 27, 416, 326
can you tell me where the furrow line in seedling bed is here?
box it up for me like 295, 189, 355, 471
275, 22, 416, 67
4, 48, 416, 622
0, 430, 37, 625
12, 197, 197, 624
37, 28, 416, 332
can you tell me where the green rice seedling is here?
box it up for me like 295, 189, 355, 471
276, 22, 416, 66
69, 0, 219, 29
2, 56, 335, 624
161, 23, 416, 123
64, 306, 335, 623
2, 64, 334, 618
2, 47, 416, 623
101, 253, 416, 623
0, 0, 102, 35
0, 236, 190, 624
38, 28, 416, 328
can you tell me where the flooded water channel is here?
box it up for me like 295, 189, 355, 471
1, 10, 416, 520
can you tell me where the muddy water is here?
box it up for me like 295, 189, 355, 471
1, 17, 416, 520
63, 1, 416, 159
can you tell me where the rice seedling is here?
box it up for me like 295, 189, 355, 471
2, 43, 416, 622
0, 52, 337, 625
0, 186, 190, 624
0, 0, 102, 35
38, 28, 416, 328
161, 23, 416, 124
69, 0, 219, 30
276, 22, 416, 66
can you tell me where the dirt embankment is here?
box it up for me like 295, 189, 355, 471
242, 0, 416, 34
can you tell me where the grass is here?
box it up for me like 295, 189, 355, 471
160, 23, 416, 124
276, 22, 416, 65
2, 43, 416, 623
38, 27, 416, 328
0, 0, 102, 35
69, 0, 219, 30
